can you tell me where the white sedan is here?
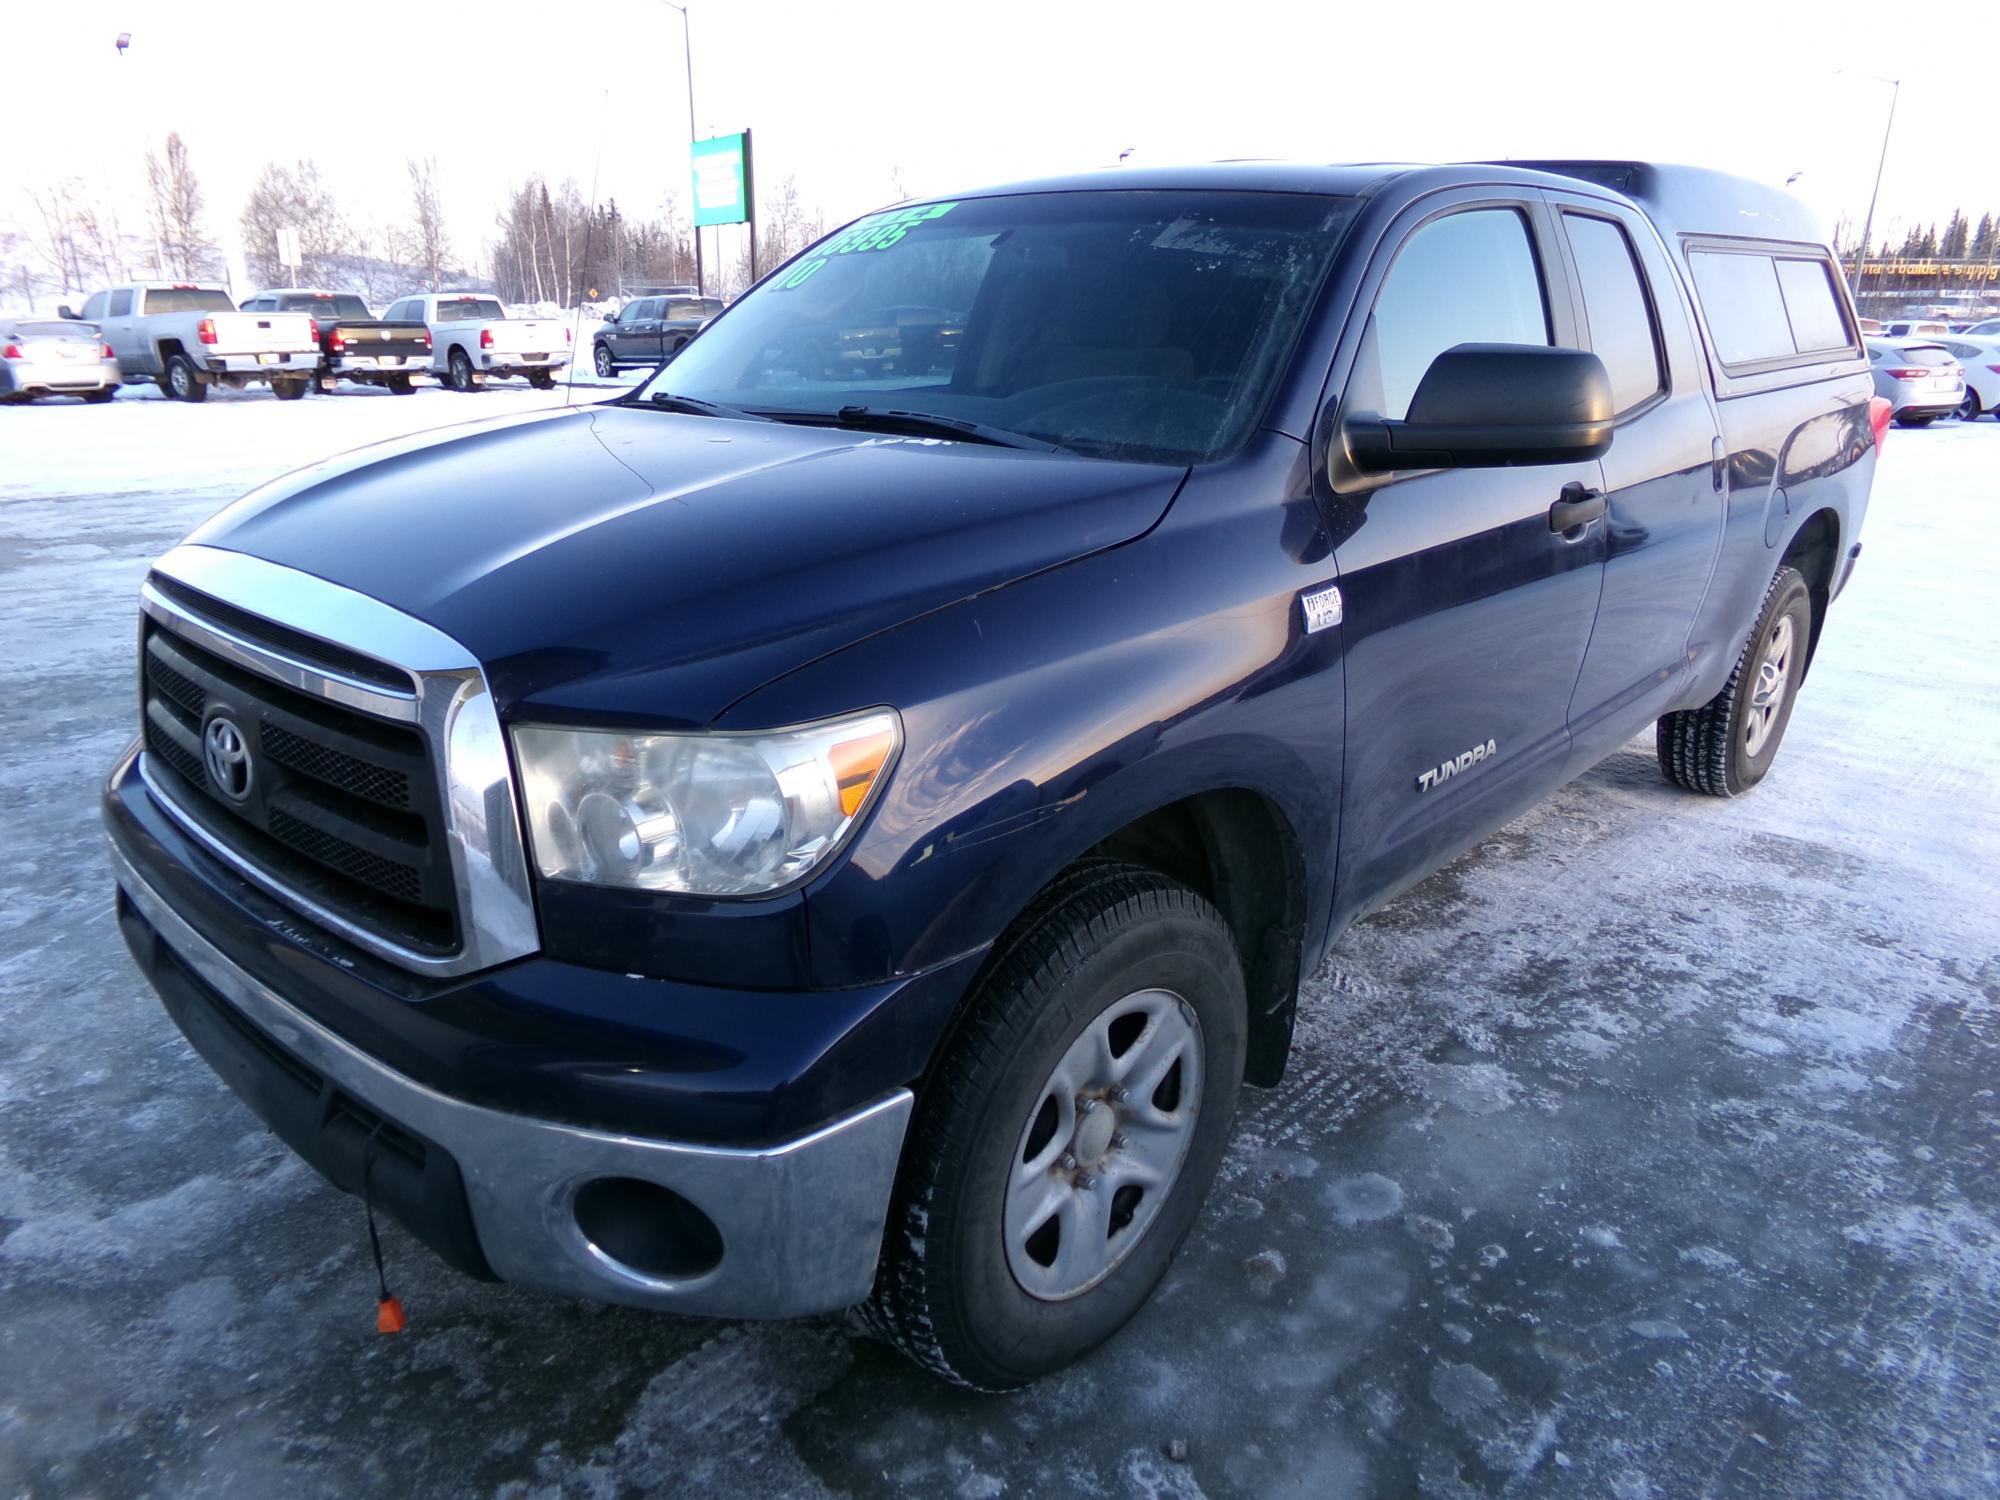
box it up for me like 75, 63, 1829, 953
1943, 336, 2000, 421
0, 317, 121, 404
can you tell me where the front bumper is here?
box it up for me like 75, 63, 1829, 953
0, 355, 119, 395
112, 836, 913, 1317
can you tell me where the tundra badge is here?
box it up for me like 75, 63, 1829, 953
1417, 739, 1497, 792
1300, 584, 1343, 634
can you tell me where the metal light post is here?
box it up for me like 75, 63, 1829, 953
1848, 72, 1900, 312
659, 1, 704, 298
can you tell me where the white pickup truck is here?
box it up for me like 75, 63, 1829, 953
70, 283, 319, 402
381, 292, 572, 391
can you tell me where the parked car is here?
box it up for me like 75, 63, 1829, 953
1960, 318, 2000, 336
0, 315, 120, 403
1856, 316, 1885, 335
70, 283, 319, 401
106, 160, 1878, 1390
382, 292, 571, 391
1882, 319, 1950, 338
592, 294, 723, 376
239, 289, 432, 395
1867, 338, 1966, 425
1941, 336, 2000, 420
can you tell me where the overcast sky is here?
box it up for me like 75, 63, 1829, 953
6, 0, 1981, 273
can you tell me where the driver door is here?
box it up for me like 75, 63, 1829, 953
1329, 193, 1609, 924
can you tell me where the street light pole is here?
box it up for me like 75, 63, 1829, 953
1850, 74, 1899, 312
660, 1, 703, 298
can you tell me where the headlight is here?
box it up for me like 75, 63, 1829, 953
512, 711, 899, 897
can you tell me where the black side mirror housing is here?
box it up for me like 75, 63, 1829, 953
57, 304, 79, 320
1347, 344, 1614, 472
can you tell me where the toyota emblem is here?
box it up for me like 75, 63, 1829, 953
203, 716, 253, 801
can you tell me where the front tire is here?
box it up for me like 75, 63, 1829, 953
865, 863, 1246, 1390
1657, 565, 1812, 797
1959, 390, 1984, 422
594, 343, 616, 378
164, 353, 205, 403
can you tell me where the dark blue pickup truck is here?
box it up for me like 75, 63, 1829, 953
105, 160, 1880, 1389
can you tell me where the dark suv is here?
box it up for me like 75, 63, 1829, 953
106, 160, 1877, 1389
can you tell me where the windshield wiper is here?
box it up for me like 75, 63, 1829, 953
641, 391, 776, 423
779, 405, 1065, 453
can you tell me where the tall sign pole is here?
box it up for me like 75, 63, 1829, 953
1851, 76, 1899, 309
661, 2, 702, 296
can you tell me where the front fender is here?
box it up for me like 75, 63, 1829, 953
721, 433, 1344, 988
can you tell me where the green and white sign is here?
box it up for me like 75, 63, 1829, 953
691, 132, 751, 228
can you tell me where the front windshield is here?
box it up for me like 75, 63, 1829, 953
639, 189, 1357, 464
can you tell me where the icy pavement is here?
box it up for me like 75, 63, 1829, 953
1, 391, 1996, 1498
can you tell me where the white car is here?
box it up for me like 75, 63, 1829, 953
1, 316, 121, 403
380, 292, 571, 392
1942, 337, 2000, 421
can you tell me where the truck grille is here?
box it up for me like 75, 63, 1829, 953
139, 621, 459, 953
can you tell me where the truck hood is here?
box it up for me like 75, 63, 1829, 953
188, 404, 1184, 726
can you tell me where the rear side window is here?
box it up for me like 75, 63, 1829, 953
1773, 259, 1850, 352
1563, 214, 1664, 414
1689, 249, 1855, 368
1373, 208, 1550, 420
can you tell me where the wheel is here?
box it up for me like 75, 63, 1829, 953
386, 374, 415, 395
1895, 413, 1935, 428
271, 377, 307, 401
80, 388, 115, 404
528, 369, 556, 390
1657, 565, 1812, 797
1958, 390, 1984, 422
865, 862, 1246, 1389
164, 353, 205, 403
593, 342, 615, 378
448, 347, 476, 391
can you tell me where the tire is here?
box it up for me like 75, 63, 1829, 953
528, 369, 556, 390
448, 347, 476, 392
386, 374, 414, 395
80, 388, 115, 404
594, 343, 616, 378
864, 862, 1247, 1390
1958, 390, 1984, 422
271, 377, 307, 401
165, 353, 205, 403
1895, 413, 1935, 428
1657, 564, 1812, 798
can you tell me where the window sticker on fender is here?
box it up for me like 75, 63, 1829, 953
773, 201, 961, 290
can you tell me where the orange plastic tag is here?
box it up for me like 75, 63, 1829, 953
376, 1296, 407, 1334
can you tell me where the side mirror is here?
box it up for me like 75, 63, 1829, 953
1347, 344, 1614, 473
58, 304, 79, 320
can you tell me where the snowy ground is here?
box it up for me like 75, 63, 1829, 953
1, 390, 1996, 1498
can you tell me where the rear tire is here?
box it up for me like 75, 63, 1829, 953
80, 388, 115, 404
448, 347, 476, 391
386, 374, 415, 395
165, 353, 205, 403
1895, 413, 1935, 428
864, 862, 1246, 1390
528, 369, 557, 390
1657, 565, 1812, 798
271, 377, 307, 401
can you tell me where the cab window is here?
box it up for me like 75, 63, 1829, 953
1562, 213, 1665, 415
1371, 208, 1550, 420
108, 290, 133, 317
82, 292, 108, 319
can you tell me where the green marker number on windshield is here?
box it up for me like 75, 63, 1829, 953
775, 201, 960, 290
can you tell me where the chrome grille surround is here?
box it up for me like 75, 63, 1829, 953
138, 543, 539, 978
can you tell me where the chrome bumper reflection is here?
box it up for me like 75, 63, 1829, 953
113, 842, 913, 1319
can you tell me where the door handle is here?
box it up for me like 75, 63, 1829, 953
1549, 483, 1606, 533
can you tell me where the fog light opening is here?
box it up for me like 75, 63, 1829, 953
571, 1176, 724, 1282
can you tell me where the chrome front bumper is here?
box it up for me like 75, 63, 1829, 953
113, 842, 914, 1319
